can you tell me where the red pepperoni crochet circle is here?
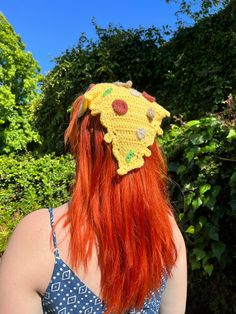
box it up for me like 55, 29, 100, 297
142, 91, 156, 103
112, 99, 128, 115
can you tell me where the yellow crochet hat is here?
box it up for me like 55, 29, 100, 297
79, 81, 170, 175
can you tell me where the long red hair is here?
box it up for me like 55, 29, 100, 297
53, 91, 178, 313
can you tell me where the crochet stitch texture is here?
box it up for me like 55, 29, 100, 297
82, 82, 170, 175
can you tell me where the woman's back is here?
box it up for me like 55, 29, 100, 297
0, 202, 186, 313
0, 82, 187, 313
41, 206, 168, 313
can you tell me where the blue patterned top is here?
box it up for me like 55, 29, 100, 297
41, 207, 168, 313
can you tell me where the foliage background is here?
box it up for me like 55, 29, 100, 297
159, 115, 236, 313
0, 1, 236, 313
0, 14, 42, 154
34, 0, 236, 154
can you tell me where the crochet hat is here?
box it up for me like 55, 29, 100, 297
78, 81, 170, 175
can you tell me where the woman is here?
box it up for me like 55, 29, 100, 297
0, 81, 187, 313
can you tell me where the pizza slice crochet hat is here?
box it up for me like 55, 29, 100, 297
78, 81, 170, 176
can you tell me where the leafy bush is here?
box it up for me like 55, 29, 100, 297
157, 0, 236, 121
0, 13, 42, 154
0, 153, 74, 253
159, 115, 236, 314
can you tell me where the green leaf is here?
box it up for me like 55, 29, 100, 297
226, 129, 236, 141
204, 264, 214, 276
211, 241, 226, 262
191, 259, 201, 270
185, 120, 200, 127
199, 184, 211, 196
201, 141, 217, 153
186, 150, 195, 162
185, 191, 195, 206
177, 164, 187, 175
204, 194, 216, 210
183, 183, 196, 192
211, 185, 221, 198
189, 134, 205, 145
178, 213, 184, 221
185, 225, 195, 234
208, 226, 219, 241
202, 255, 210, 266
192, 197, 203, 211
198, 216, 207, 229
193, 248, 206, 261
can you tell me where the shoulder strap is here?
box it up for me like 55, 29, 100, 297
48, 207, 60, 258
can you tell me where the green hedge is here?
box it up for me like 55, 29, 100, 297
159, 115, 236, 314
0, 153, 74, 253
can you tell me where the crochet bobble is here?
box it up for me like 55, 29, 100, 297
114, 80, 133, 88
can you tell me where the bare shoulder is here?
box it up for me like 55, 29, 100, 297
3, 204, 66, 253
3, 208, 51, 256
168, 212, 186, 252
161, 214, 188, 314
5, 203, 69, 248
0, 203, 69, 288
0, 208, 51, 270
13, 207, 50, 235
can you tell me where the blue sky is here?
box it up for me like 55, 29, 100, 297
1, 0, 196, 74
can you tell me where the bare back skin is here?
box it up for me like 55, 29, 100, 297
36, 203, 102, 299
0, 202, 187, 313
